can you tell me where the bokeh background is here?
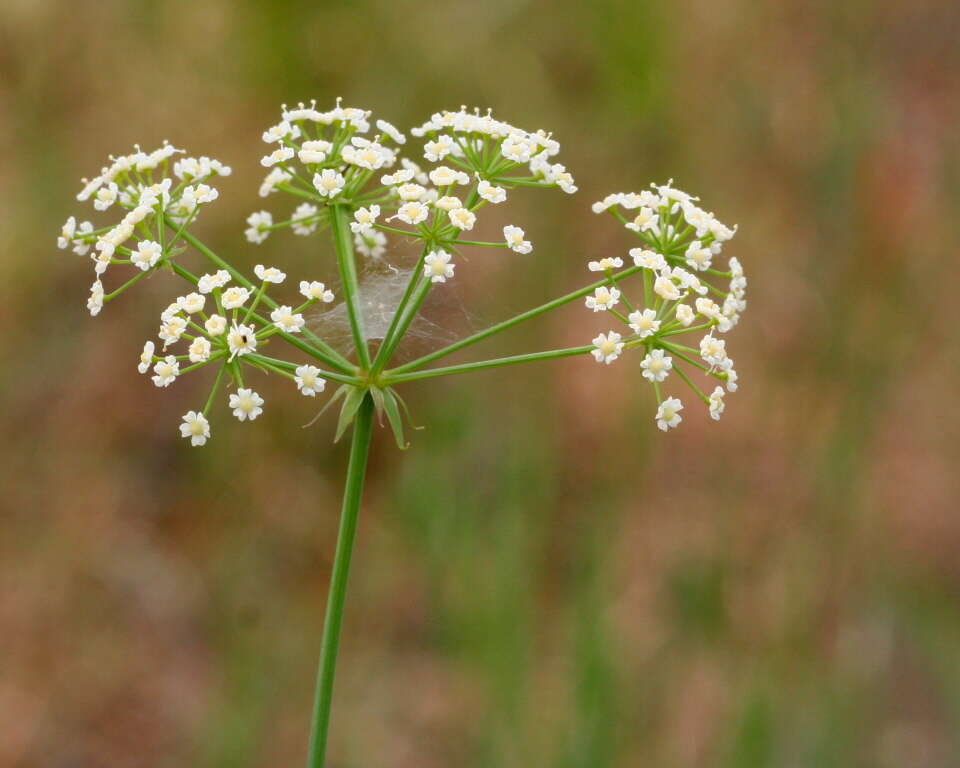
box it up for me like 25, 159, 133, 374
2, 0, 959, 766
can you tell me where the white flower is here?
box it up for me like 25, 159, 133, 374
295, 364, 326, 396
259, 167, 292, 197
354, 230, 387, 259
178, 292, 206, 314
675, 303, 694, 327
625, 207, 658, 234
179, 411, 210, 446
298, 140, 332, 164
245, 211, 273, 244
138, 341, 155, 374
341, 139, 389, 170
198, 270, 231, 293
393, 201, 430, 225
423, 135, 457, 162
299, 280, 335, 302
221, 286, 251, 309
152, 356, 179, 387
628, 308, 661, 337
695, 297, 724, 323
723, 365, 738, 392
587, 256, 624, 272
87, 280, 104, 316
131, 240, 163, 271
397, 183, 427, 201
159, 316, 188, 348
585, 286, 620, 312
699, 334, 728, 367
640, 349, 673, 382
351, 205, 380, 235
448, 207, 476, 231
229, 388, 264, 421
630, 248, 667, 271
227, 323, 258, 359
262, 120, 300, 144
708, 386, 726, 420
292, 203, 320, 235
684, 241, 713, 271
254, 264, 286, 284
205, 314, 227, 336
653, 271, 682, 301
188, 337, 212, 363
423, 250, 455, 283
181, 183, 219, 209
376, 119, 406, 144
435, 195, 462, 211
503, 225, 532, 254
381, 168, 415, 186
93, 182, 118, 211
681, 202, 715, 237
500, 133, 534, 163
428, 166, 469, 187
270, 305, 305, 333
261, 146, 295, 167
550, 164, 577, 194
591, 331, 624, 364
160, 302, 182, 322
478, 180, 507, 203
58, 216, 76, 249
592, 193, 625, 214
655, 397, 683, 431
312, 169, 345, 198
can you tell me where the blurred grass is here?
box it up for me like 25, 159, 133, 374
1, 0, 960, 766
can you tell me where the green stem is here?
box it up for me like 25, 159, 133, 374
306, 395, 374, 768
383, 345, 592, 384
390, 266, 644, 374
369, 246, 431, 374
171, 225, 354, 374
330, 205, 371, 368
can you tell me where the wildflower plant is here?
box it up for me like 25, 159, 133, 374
57, 100, 746, 765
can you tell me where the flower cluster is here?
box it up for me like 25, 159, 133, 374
249, 101, 575, 283
58, 143, 232, 316
587, 182, 745, 430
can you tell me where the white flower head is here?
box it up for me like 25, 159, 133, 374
396, 183, 427, 201
393, 201, 430, 225
585, 286, 621, 312
376, 119, 406, 144
227, 323, 258, 359
503, 225, 532, 254
254, 264, 286, 284
295, 364, 326, 396
260, 167, 293, 197
298, 140, 332, 164
630, 248, 667, 271
435, 195, 462, 211
261, 146, 295, 168
179, 411, 210, 446
351, 205, 381, 235
221, 286, 251, 310
478, 179, 507, 204
708, 386, 726, 420
428, 166, 469, 187
699, 334, 728, 367
656, 397, 683, 431
262, 120, 300, 144
205, 314, 227, 336
354, 230, 387, 259
299, 280, 335, 302
424, 250, 455, 283
684, 241, 713, 271
292, 203, 320, 235
138, 340, 155, 374
178, 292, 206, 314
423, 135, 457, 162
188, 337, 212, 363
229, 388, 264, 421
640, 349, 673, 382
131, 240, 163, 271
270, 305, 305, 333
448, 207, 476, 231
87, 280, 104, 316
152, 356, 179, 387
245, 211, 273, 244
628, 308, 661, 338
591, 331, 624, 364
675, 303, 695, 327
587, 256, 624, 272
198, 270, 231, 294
312, 169, 345, 198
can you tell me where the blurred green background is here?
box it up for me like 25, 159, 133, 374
2, 0, 959, 766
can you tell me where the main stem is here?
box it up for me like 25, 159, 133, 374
307, 395, 375, 768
